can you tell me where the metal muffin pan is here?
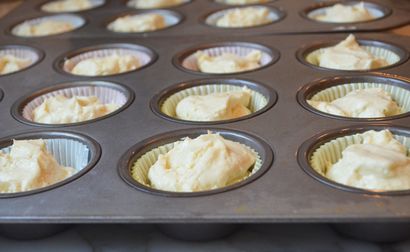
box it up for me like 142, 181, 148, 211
0, 32, 409, 223
0, 0, 409, 39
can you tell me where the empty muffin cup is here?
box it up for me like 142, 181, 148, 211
214, 0, 275, 5
41, 0, 105, 13
297, 38, 408, 71
12, 81, 133, 127
151, 78, 277, 124
0, 45, 43, 76
303, 1, 390, 23
204, 5, 284, 28
11, 14, 86, 37
126, 0, 191, 9
298, 125, 410, 195
174, 42, 277, 74
0, 131, 101, 198
297, 75, 410, 120
58, 43, 156, 76
118, 128, 273, 197
106, 9, 182, 33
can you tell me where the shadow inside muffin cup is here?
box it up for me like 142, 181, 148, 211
173, 42, 278, 75
203, 5, 284, 29
0, 131, 101, 198
214, 0, 276, 5
125, 0, 192, 9
297, 74, 410, 121
40, 0, 106, 13
150, 78, 277, 124
56, 43, 157, 77
118, 128, 273, 197
302, 0, 391, 24
297, 124, 410, 196
0, 45, 44, 77
296, 38, 409, 72
12, 81, 134, 127
10, 14, 86, 38
105, 9, 183, 33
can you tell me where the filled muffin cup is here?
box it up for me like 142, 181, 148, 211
0, 45, 44, 76
57, 43, 156, 77
303, 0, 391, 24
105, 9, 183, 33
11, 14, 86, 37
40, 0, 106, 13
214, 0, 275, 5
297, 125, 410, 195
297, 38, 408, 71
118, 128, 273, 197
203, 5, 284, 28
151, 78, 277, 124
0, 131, 101, 198
297, 75, 410, 121
126, 0, 192, 9
174, 42, 277, 75
12, 81, 134, 127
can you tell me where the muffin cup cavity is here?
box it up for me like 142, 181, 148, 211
297, 75, 410, 121
297, 125, 410, 195
57, 43, 157, 76
303, 1, 391, 24
0, 131, 101, 198
174, 42, 278, 75
12, 81, 134, 127
11, 14, 86, 37
40, 0, 106, 13
0, 45, 44, 76
118, 128, 273, 197
297, 39, 408, 72
214, 0, 275, 5
151, 78, 277, 124
203, 5, 284, 28
126, 0, 192, 9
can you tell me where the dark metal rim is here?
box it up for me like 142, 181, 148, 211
0, 45, 45, 77
296, 38, 409, 72
0, 88, 3, 102
172, 41, 280, 76
297, 124, 410, 196
118, 128, 274, 197
150, 78, 278, 125
296, 74, 410, 121
0, 130, 101, 198
300, 0, 392, 24
37, 0, 107, 13
11, 81, 134, 127
53, 42, 158, 77
200, 5, 286, 29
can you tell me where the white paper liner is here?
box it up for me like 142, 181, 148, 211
306, 45, 400, 70
160, 84, 268, 120
107, 11, 181, 33
11, 14, 85, 37
205, 6, 279, 27
0, 47, 41, 75
41, 0, 105, 13
1, 137, 90, 172
308, 82, 410, 117
131, 137, 262, 190
21, 85, 128, 123
126, 0, 190, 9
62, 47, 152, 75
310, 131, 410, 178
215, 0, 274, 5
307, 3, 385, 22
182, 46, 272, 73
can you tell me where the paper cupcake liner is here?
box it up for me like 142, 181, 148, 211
306, 45, 400, 70
126, 0, 190, 9
205, 6, 279, 27
41, 0, 105, 13
0, 47, 41, 75
1, 137, 90, 171
11, 14, 85, 37
160, 84, 268, 120
308, 82, 410, 117
62, 47, 152, 75
21, 85, 128, 123
307, 3, 385, 22
215, 0, 274, 5
107, 11, 181, 33
310, 131, 410, 177
181, 45, 272, 73
130, 137, 262, 190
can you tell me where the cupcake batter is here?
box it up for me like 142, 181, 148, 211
215, 6, 272, 27
0, 55, 31, 75
107, 13, 166, 33
13, 20, 75, 37
42, 0, 93, 12
312, 2, 375, 23
127, 0, 185, 9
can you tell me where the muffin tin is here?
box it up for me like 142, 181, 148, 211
1, 0, 409, 39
